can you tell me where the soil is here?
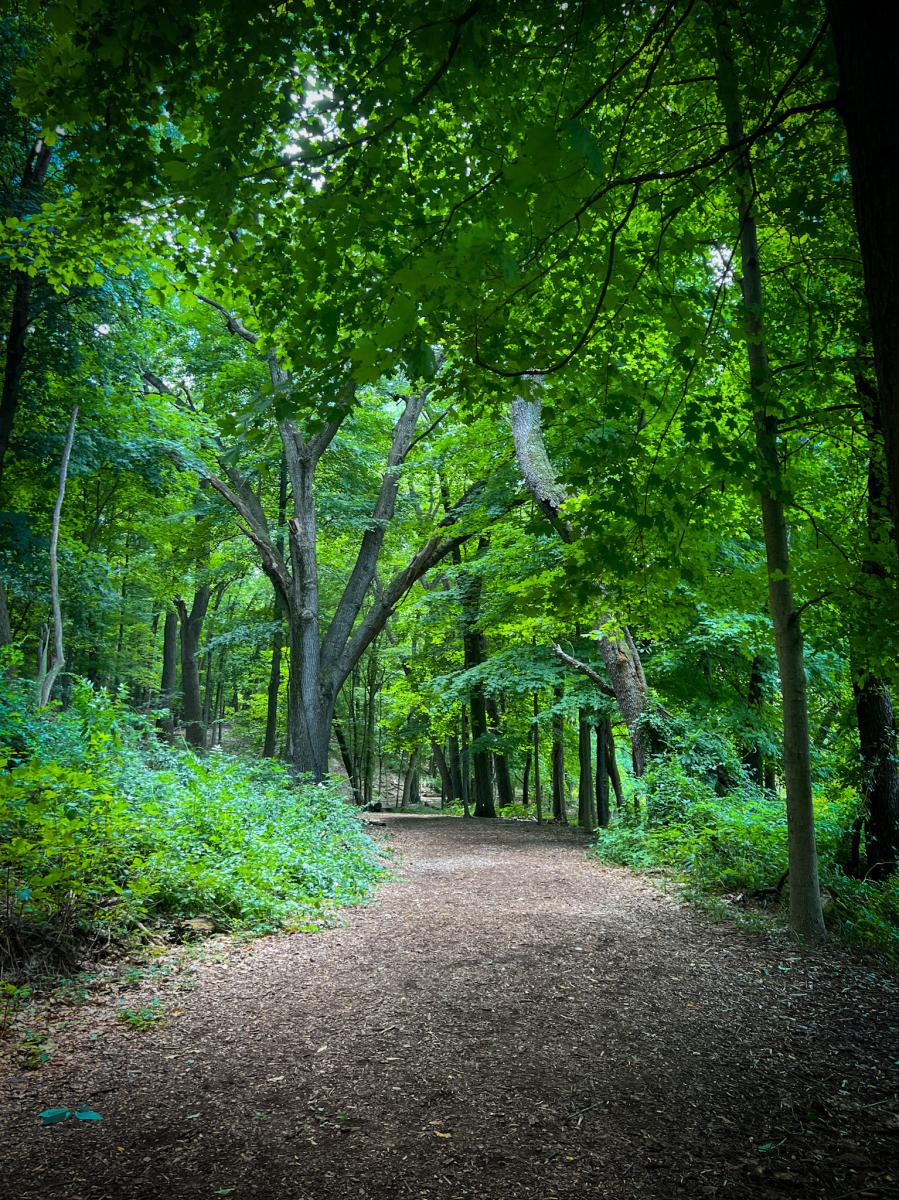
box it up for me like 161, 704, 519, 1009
1, 814, 897, 1200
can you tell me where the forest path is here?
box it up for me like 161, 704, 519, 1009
1, 815, 897, 1200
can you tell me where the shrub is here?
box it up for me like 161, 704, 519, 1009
0, 670, 384, 980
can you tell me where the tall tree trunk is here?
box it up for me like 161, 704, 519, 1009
521, 747, 531, 807
432, 740, 454, 806
334, 718, 362, 803
486, 694, 514, 809
158, 607, 178, 741
401, 748, 420, 808
459, 555, 495, 818
595, 720, 610, 828
551, 687, 567, 824
578, 709, 595, 831
263, 624, 283, 757
853, 675, 899, 878
461, 707, 471, 817
533, 691, 544, 824
510, 398, 653, 774
448, 734, 463, 804
36, 406, 77, 707
174, 584, 211, 750
714, 13, 825, 939
0, 580, 11, 647
828, 3, 899, 544
603, 718, 625, 813
743, 655, 765, 786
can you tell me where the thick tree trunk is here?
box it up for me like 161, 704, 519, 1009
578, 710, 595, 831
158, 607, 179, 741
829, 3, 899, 543
401, 748, 420, 808
551, 687, 567, 824
175, 585, 211, 750
714, 13, 825, 939
853, 674, 899, 878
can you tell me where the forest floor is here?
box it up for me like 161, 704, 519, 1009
0, 814, 897, 1200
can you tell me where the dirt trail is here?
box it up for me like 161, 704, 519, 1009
1, 815, 897, 1200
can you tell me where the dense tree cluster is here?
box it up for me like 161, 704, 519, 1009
2, 1, 898, 946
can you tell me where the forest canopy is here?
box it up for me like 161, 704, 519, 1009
1, 0, 898, 966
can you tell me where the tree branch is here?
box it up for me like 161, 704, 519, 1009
551, 643, 616, 698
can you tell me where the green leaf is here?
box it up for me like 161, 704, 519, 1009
40, 1107, 72, 1125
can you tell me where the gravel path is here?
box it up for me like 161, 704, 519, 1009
1, 814, 897, 1199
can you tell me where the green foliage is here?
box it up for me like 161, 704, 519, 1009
0, 671, 383, 978
595, 761, 897, 961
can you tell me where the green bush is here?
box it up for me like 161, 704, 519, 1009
0, 667, 384, 978
594, 756, 898, 961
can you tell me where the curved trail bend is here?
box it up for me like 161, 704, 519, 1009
1, 814, 896, 1199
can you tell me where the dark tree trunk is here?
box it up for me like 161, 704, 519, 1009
853, 675, 899, 878
604, 719, 624, 813
551, 687, 567, 824
263, 623, 283, 757
743, 654, 765, 786
0, 580, 11, 647
521, 747, 531, 808
334, 718, 362, 803
460, 707, 471, 817
174, 586, 211, 750
829, 2, 899, 543
459, 556, 494, 818
533, 691, 544, 824
595, 720, 610, 828
401, 748, 420, 808
486, 695, 514, 809
431, 740, 454, 806
577, 709, 595, 831
158, 608, 179, 741
448, 734, 463, 804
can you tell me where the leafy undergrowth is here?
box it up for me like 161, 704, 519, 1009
593, 759, 899, 963
0, 669, 385, 993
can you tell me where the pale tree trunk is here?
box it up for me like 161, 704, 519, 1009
714, 12, 825, 939
510, 396, 653, 774
36, 406, 77, 707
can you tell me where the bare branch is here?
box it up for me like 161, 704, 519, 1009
551, 643, 616, 698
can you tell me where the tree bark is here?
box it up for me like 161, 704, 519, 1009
743, 655, 765, 787
533, 691, 544, 824
158, 607, 179, 741
459, 555, 495, 818
521, 747, 531, 807
714, 12, 825, 939
853, 674, 899, 879
511, 397, 653, 774
577, 709, 595, 831
37, 406, 77, 707
828, 2, 899, 543
486, 694, 514, 809
595, 720, 610, 828
334, 718, 362, 803
551, 687, 567, 824
174, 584, 211, 749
